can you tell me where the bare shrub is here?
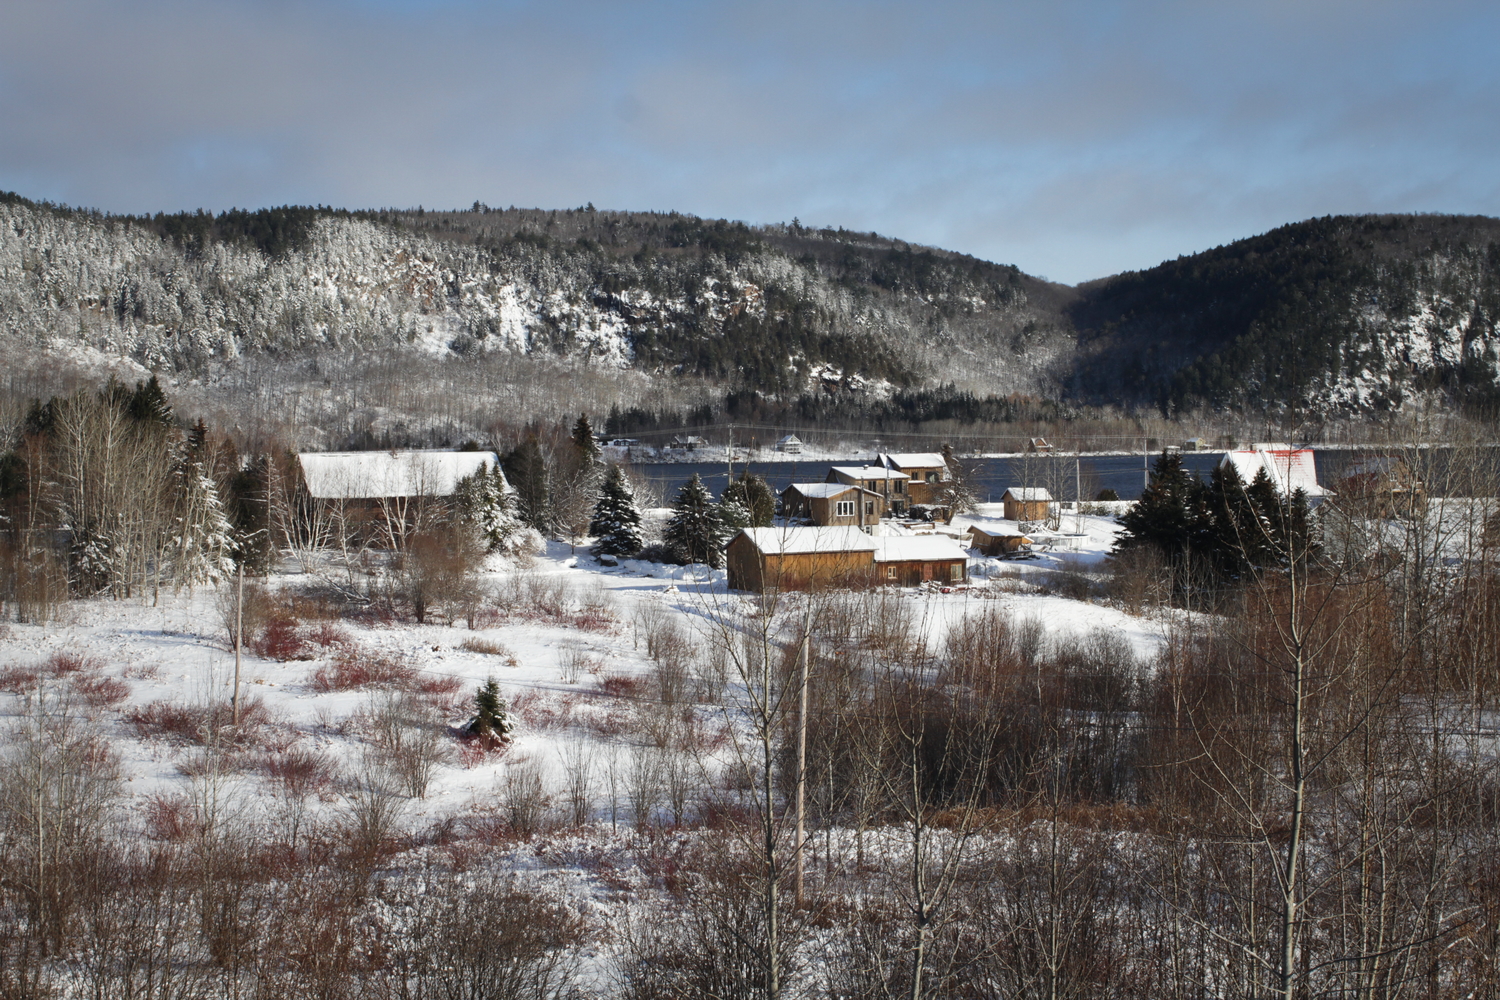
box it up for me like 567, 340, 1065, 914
364, 689, 452, 799
339, 763, 407, 864
559, 641, 602, 685
461, 636, 516, 659
626, 745, 662, 830
693, 643, 729, 705
1107, 544, 1170, 612
216, 578, 273, 651
2, 535, 68, 624
560, 738, 594, 827
126, 695, 271, 745
398, 525, 486, 625
502, 759, 550, 837
310, 644, 417, 692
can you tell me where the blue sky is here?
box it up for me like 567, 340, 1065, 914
3, 0, 1497, 283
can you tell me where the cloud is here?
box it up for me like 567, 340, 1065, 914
2, 0, 1496, 282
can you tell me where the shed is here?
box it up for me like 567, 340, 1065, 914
1027, 438, 1054, 453
775, 434, 804, 455
725, 527, 878, 592
872, 535, 969, 586
781, 483, 884, 527
1001, 487, 1054, 522
967, 524, 1034, 557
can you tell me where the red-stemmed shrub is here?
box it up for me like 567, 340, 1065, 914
310, 646, 416, 692
74, 673, 130, 708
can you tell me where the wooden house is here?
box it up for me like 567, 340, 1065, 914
297, 450, 501, 548
1001, 487, 1053, 522
1219, 445, 1331, 503
725, 528, 967, 592
1027, 437, 1054, 453
775, 434, 804, 455
872, 535, 969, 586
967, 525, 1034, 556
827, 464, 910, 514
1333, 456, 1425, 518
670, 435, 706, 451
881, 453, 949, 506
781, 483, 884, 527
726, 527, 878, 592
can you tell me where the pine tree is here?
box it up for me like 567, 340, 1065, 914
503, 437, 551, 532
465, 677, 512, 742
589, 464, 643, 556
128, 375, 173, 426
571, 414, 600, 462
1115, 450, 1207, 562
663, 473, 727, 567
722, 470, 775, 527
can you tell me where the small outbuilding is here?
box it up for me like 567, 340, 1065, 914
1027, 438, 1054, 454
873, 535, 969, 586
967, 525, 1034, 557
1001, 487, 1054, 522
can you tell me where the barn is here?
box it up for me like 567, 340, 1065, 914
725, 527, 878, 592
780, 483, 885, 527
1001, 487, 1054, 522
296, 449, 501, 547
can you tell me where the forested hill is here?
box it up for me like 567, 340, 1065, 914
1069, 214, 1500, 415
3, 191, 1500, 419
0, 193, 1073, 400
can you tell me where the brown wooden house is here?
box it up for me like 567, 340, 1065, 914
872, 535, 969, 586
1333, 456, 1426, 518
967, 525, 1034, 556
781, 483, 884, 527
881, 453, 949, 506
297, 450, 501, 549
1001, 487, 1053, 522
827, 465, 910, 514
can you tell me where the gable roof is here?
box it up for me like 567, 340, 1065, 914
882, 452, 947, 470
1220, 447, 1330, 497
968, 524, 1031, 539
829, 465, 910, 481
1002, 487, 1053, 502
299, 450, 500, 500
872, 535, 968, 563
732, 526, 878, 556
783, 483, 878, 499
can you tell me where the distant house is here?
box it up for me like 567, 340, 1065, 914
881, 453, 949, 506
671, 435, 707, 451
1333, 455, 1424, 517
827, 465, 911, 514
780, 483, 884, 527
1183, 437, 1207, 451
775, 434, 804, 455
725, 527, 967, 592
1001, 487, 1054, 522
297, 449, 502, 547
967, 525, 1034, 557
1219, 445, 1331, 501
1027, 438, 1054, 454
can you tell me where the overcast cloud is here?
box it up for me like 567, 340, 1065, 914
3, 0, 1496, 283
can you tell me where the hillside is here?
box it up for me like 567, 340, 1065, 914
4, 192, 1500, 426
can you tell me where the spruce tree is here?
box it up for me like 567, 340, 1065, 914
503, 436, 551, 532
455, 464, 522, 552
589, 464, 643, 556
1115, 450, 1207, 562
128, 375, 173, 426
571, 414, 600, 462
465, 677, 512, 742
663, 473, 727, 567
721, 470, 775, 527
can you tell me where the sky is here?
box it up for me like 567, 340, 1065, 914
3, 0, 1498, 284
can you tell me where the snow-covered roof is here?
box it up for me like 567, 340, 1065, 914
733, 527, 878, 556
873, 535, 968, 563
830, 465, 910, 480
1003, 487, 1054, 502
968, 524, 1030, 538
882, 452, 947, 470
783, 483, 874, 499
1220, 448, 1330, 497
776, 434, 802, 444
299, 450, 500, 500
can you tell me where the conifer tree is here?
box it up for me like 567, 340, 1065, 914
465, 677, 512, 742
721, 470, 775, 527
128, 375, 173, 426
663, 473, 727, 567
571, 414, 600, 462
455, 464, 522, 552
503, 437, 551, 533
589, 464, 643, 556
1115, 449, 1207, 562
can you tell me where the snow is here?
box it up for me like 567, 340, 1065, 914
1002, 487, 1053, 501
734, 525, 878, 555
1221, 446, 1330, 497
872, 535, 968, 562
783, 482, 868, 499
298, 449, 500, 499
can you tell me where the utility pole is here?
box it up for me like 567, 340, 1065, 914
232, 559, 243, 726
794, 598, 812, 908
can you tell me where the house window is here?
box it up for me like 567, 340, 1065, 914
895, 480, 904, 493
865, 501, 875, 515
926, 472, 938, 483
886, 565, 897, 579
950, 564, 963, 581
834, 500, 855, 517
